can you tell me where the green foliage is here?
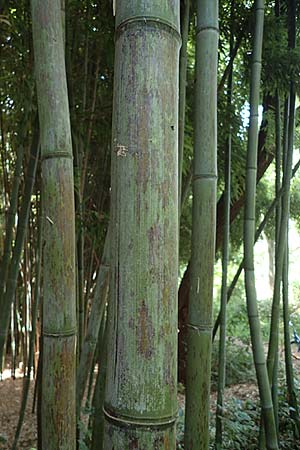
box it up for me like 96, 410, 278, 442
211, 340, 255, 388
212, 398, 259, 450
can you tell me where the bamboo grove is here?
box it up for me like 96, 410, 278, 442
0, 0, 299, 449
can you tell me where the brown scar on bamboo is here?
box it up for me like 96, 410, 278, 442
116, 144, 128, 157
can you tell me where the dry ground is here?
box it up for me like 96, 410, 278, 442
1, 353, 299, 450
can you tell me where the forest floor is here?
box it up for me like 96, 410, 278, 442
0, 355, 299, 450
0, 368, 259, 450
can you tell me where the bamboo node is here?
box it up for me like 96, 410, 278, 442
103, 406, 177, 428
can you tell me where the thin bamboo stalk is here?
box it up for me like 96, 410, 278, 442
0, 146, 24, 310
77, 229, 110, 414
178, 0, 190, 212
243, 1, 278, 448
184, 2, 218, 449
215, 2, 233, 445
266, 0, 296, 392
12, 193, 43, 450
282, 241, 300, 436
0, 128, 39, 372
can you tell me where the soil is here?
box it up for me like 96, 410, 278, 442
0, 367, 259, 450
0, 369, 36, 450
0, 353, 299, 450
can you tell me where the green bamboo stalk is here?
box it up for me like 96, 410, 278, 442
178, 0, 190, 212
282, 241, 300, 436
0, 127, 39, 373
73, 136, 85, 357
31, 0, 76, 448
0, 145, 24, 310
271, 89, 281, 435
266, 0, 296, 403
12, 193, 43, 450
77, 229, 110, 414
103, 2, 180, 447
184, 2, 218, 449
243, 1, 278, 448
213, 156, 300, 341
281, 19, 300, 431
215, 3, 233, 446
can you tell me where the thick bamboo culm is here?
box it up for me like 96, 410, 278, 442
103, 2, 180, 448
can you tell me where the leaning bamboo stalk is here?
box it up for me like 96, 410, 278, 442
31, 0, 76, 448
243, 1, 278, 448
184, 1, 218, 449
91, 314, 108, 450
76, 229, 110, 413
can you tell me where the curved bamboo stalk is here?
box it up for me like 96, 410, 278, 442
184, 1, 218, 449
103, 2, 180, 447
243, 1, 278, 448
31, 0, 76, 448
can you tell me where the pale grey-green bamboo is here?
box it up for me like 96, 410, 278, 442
184, 1, 218, 449
103, 2, 180, 447
31, 0, 76, 448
